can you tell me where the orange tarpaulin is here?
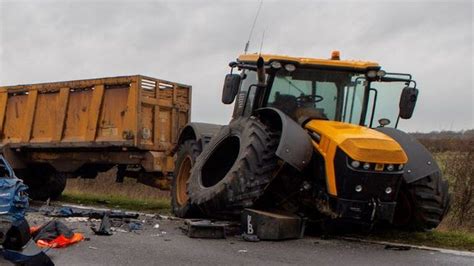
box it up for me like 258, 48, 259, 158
30, 226, 84, 248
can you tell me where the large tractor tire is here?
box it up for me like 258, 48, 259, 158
188, 117, 280, 217
393, 171, 450, 231
171, 140, 202, 218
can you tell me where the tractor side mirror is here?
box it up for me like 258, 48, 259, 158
399, 86, 418, 119
222, 74, 241, 104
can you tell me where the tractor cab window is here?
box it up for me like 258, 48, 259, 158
233, 71, 258, 118
366, 80, 407, 128
341, 76, 367, 125
265, 68, 366, 123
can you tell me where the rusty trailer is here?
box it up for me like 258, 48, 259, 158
0, 75, 191, 199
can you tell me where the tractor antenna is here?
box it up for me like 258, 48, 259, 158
259, 30, 265, 55
244, 0, 263, 54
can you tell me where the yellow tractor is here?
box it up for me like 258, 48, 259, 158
172, 52, 450, 231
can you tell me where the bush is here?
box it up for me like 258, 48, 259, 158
440, 151, 474, 231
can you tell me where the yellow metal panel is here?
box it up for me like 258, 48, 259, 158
0, 89, 8, 133
123, 81, 139, 145
140, 104, 155, 146
311, 139, 338, 196
53, 87, 70, 142
154, 105, 161, 149
97, 86, 128, 141
305, 120, 408, 164
3, 95, 27, 143
85, 85, 105, 141
31, 92, 58, 142
238, 54, 379, 70
63, 89, 93, 141
22, 89, 38, 142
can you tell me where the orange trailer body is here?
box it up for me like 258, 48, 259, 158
0, 75, 191, 182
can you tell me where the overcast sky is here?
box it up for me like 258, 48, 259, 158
0, 0, 472, 132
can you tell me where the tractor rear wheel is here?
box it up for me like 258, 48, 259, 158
188, 117, 280, 218
171, 140, 202, 218
393, 171, 450, 231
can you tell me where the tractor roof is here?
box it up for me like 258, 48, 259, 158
237, 53, 379, 71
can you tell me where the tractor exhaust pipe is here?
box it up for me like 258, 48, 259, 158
257, 56, 266, 87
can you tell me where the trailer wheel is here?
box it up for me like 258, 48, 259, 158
188, 117, 280, 217
48, 172, 68, 200
171, 140, 202, 218
25, 171, 68, 201
393, 171, 450, 231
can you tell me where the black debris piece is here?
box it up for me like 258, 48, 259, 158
40, 206, 139, 220
32, 220, 74, 242
91, 214, 113, 236
1, 238, 54, 266
184, 220, 226, 239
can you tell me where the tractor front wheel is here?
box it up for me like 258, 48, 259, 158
393, 172, 450, 231
171, 140, 202, 218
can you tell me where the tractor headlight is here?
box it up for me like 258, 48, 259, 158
377, 70, 386, 77
398, 164, 404, 171
386, 164, 394, 171
271, 61, 282, 69
355, 185, 363, 192
351, 160, 360, 168
284, 64, 296, 72
363, 163, 371, 170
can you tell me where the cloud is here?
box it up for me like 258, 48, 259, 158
0, 0, 472, 131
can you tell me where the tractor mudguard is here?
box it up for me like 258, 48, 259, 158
254, 107, 312, 171
175, 122, 223, 153
375, 127, 440, 184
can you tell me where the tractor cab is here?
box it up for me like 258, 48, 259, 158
223, 52, 418, 129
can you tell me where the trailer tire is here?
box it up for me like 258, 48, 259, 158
171, 140, 202, 218
393, 171, 450, 231
49, 172, 68, 200
188, 117, 280, 217
26, 171, 67, 201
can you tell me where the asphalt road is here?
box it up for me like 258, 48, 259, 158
5, 208, 474, 266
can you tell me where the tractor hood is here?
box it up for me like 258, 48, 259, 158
305, 120, 408, 164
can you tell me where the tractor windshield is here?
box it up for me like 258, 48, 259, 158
365, 80, 410, 128
264, 68, 367, 124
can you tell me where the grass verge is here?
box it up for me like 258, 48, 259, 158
59, 191, 171, 213
367, 230, 474, 251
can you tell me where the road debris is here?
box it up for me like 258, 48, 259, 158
31, 220, 84, 248
91, 214, 112, 236
128, 221, 143, 232
242, 233, 260, 242
1, 239, 54, 266
184, 219, 227, 239
385, 244, 412, 251
241, 209, 305, 240
39, 206, 139, 220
